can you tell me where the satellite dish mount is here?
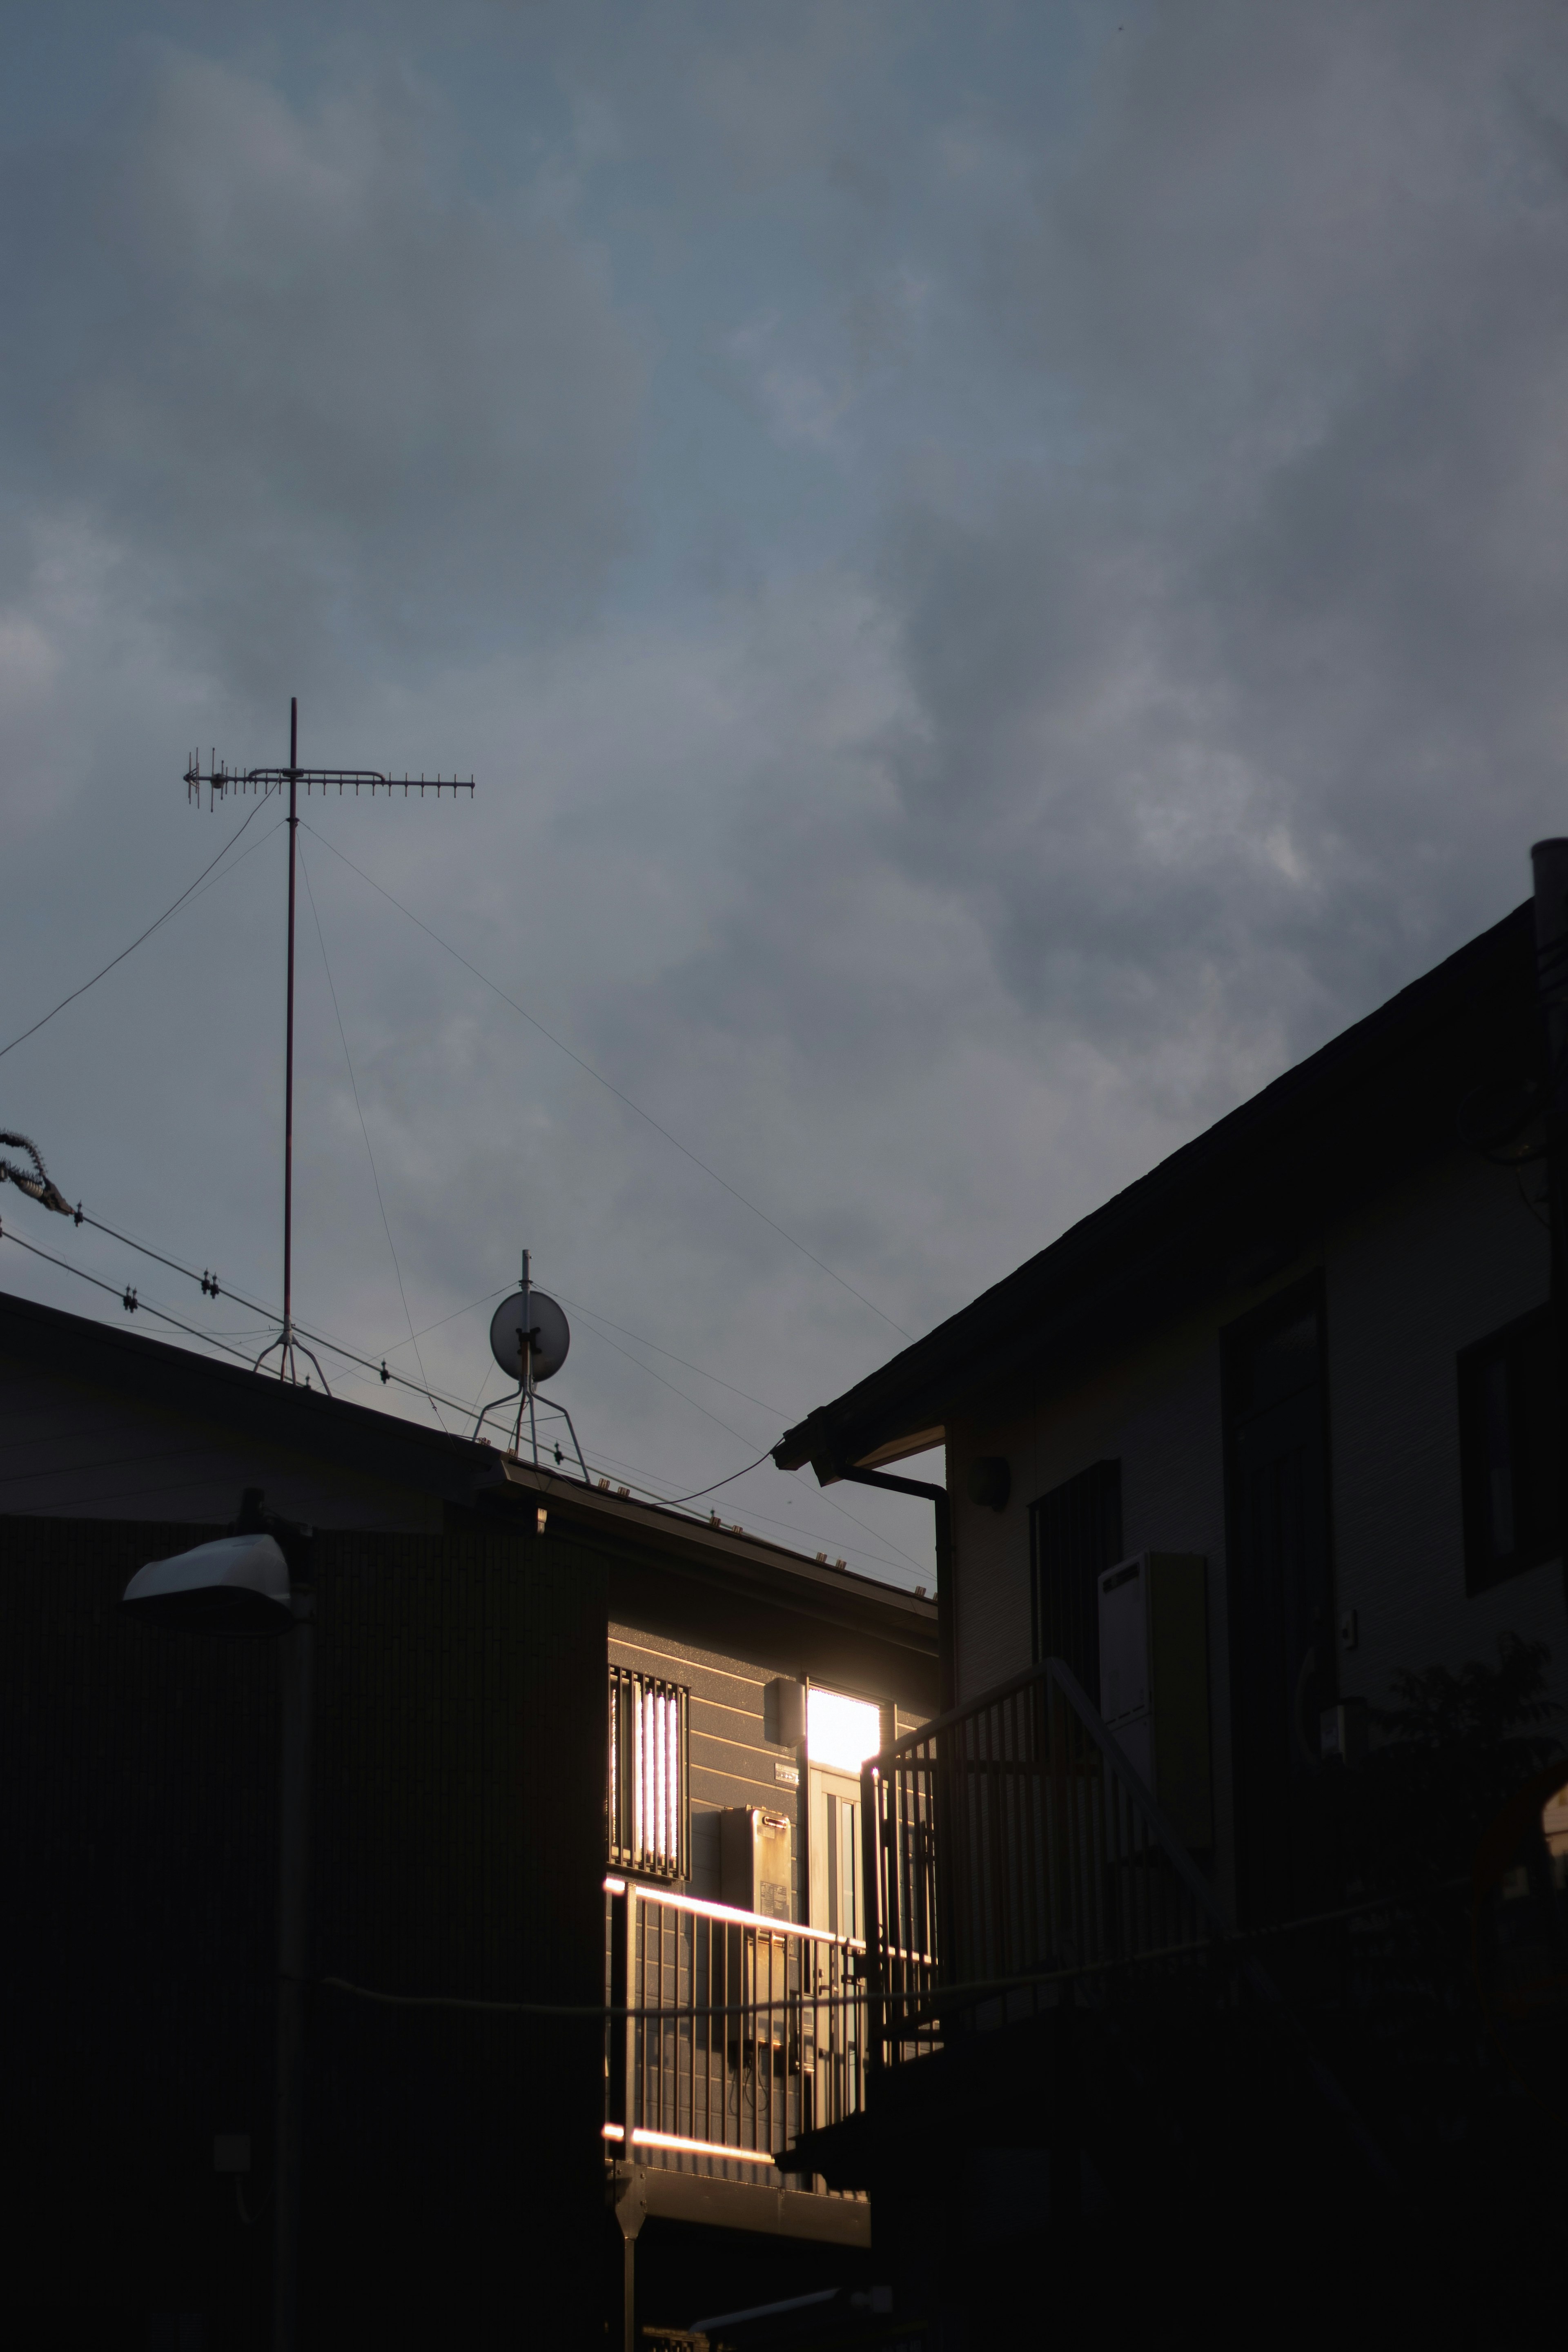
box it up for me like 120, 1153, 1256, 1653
475, 1249, 589, 1479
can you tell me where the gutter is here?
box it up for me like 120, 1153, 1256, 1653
773, 1412, 954, 1713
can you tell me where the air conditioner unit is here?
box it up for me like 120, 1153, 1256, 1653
1097, 1552, 1212, 1847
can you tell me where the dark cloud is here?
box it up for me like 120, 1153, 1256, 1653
4, 4, 1568, 1585
867, 1, 1568, 1119
0, 47, 639, 696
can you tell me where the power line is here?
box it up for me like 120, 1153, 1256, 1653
0, 1224, 280, 1371
0, 1216, 924, 1572
553, 1291, 790, 1417
0, 1210, 789, 1525
570, 1316, 766, 1450
300, 820, 914, 1342
22, 1213, 481, 1422
377, 1284, 511, 1354
0, 794, 275, 1065
649, 1450, 778, 1506
559, 1312, 927, 1571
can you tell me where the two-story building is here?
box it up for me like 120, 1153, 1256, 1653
775, 886, 1568, 2345
0, 1287, 935, 2348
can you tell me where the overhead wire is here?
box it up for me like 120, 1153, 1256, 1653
0, 1224, 283, 1371
562, 1317, 928, 1571
2, 1213, 926, 1574
300, 820, 914, 1342
0, 1212, 794, 1527
0, 792, 277, 1065
553, 1291, 790, 1418
17, 1213, 482, 1421
570, 1316, 766, 1450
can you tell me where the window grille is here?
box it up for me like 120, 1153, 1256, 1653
608, 1666, 689, 1880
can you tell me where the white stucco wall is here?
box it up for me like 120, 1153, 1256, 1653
943, 1140, 1568, 1919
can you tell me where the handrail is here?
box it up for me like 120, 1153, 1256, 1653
1038, 1660, 1227, 1930
860, 1653, 1223, 2069
606, 1877, 869, 2179
604, 1873, 866, 1949
857, 1656, 1401, 2192
867, 1656, 1220, 1919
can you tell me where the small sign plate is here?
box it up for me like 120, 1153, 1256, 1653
774, 1761, 800, 1787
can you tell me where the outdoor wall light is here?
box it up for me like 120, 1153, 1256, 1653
121, 1531, 294, 1635
121, 1494, 312, 2352
966, 1456, 1011, 1512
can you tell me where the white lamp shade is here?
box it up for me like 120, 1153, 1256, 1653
122, 1532, 293, 1635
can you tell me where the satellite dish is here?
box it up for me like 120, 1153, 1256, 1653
489, 1288, 570, 1383
121, 1532, 293, 1636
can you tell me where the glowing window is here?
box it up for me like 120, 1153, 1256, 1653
608, 1666, 688, 1880
808, 1687, 883, 1774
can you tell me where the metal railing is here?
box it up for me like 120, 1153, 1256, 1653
861, 1657, 1224, 2065
605, 1878, 867, 2179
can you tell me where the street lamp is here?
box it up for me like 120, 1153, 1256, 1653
122, 1493, 314, 2352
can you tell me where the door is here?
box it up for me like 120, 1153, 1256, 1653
806, 1764, 863, 2132
808, 1765, 862, 1940
1225, 1281, 1337, 1927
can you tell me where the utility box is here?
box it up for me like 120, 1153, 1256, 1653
765, 1676, 806, 1748
719, 1807, 794, 1921
1097, 1552, 1212, 1847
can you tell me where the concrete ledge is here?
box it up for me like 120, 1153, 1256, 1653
608, 2161, 871, 2246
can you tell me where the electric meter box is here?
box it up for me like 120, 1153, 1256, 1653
1097, 1552, 1212, 1848
719, 1806, 794, 1921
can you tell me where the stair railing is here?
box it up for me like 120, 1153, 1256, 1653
860, 1657, 1227, 2068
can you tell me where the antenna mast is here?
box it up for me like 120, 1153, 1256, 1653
185, 699, 475, 1385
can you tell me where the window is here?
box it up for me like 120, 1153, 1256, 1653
608, 1666, 689, 1880
1029, 1459, 1123, 1705
1458, 1307, 1561, 1594
806, 1687, 882, 1774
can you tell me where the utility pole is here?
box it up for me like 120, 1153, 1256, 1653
185, 701, 473, 1383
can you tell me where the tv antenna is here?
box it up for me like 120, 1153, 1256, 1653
185, 698, 474, 1386
476, 1248, 590, 1479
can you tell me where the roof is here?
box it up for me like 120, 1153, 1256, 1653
493, 1455, 936, 1657
776, 899, 1539, 1479
0, 1283, 487, 1504
0, 1282, 934, 1643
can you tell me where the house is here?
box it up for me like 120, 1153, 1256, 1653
774, 889, 1568, 2343
0, 1288, 935, 2347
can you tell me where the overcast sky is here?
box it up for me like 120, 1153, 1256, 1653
2, 0, 1567, 1585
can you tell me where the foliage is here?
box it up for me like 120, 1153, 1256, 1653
1348, 1635, 1562, 1891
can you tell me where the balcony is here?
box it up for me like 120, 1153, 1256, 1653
604, 1876, 871, 2242
860, 1656, 1224, 2065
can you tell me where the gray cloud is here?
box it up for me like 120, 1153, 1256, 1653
5, 4, 1568, 1587
0, 47, 640, 697
865, 1, 1568, 1118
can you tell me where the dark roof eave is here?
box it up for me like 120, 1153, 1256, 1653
777, 899, 1535, 1473
0, 1285, 492, 1501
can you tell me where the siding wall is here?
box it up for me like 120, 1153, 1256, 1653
0, 1515, 606, 2345
610, 1624, 799, 1907
0, 1361, 448, 1529
944, 1141, 1568, 1922
608, 1628, 930, 1915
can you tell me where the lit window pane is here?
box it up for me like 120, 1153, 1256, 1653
609, 1668, 687, 1879
808, 1688, 882, 1773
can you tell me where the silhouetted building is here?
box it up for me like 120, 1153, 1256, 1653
776, 899, 1568, 2343
0, 1292, 934, 2347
